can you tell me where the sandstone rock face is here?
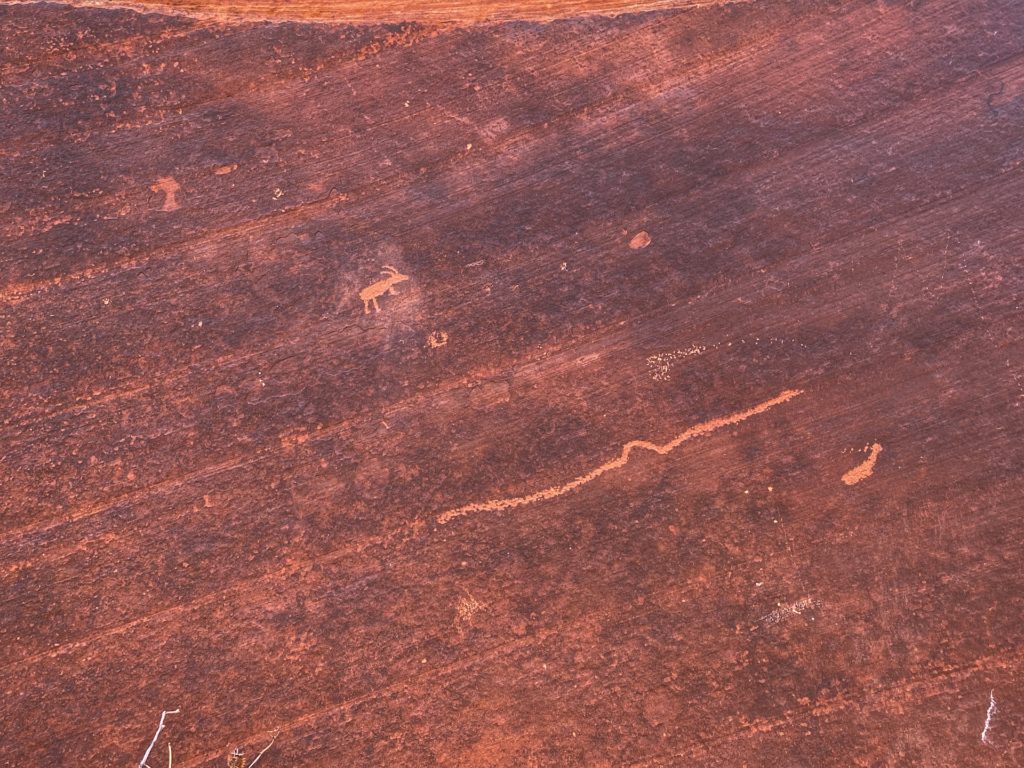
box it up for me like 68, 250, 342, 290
2, 1, 1023, 765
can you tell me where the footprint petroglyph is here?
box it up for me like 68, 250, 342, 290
629, 230, 652, 249
438, 388, 803, 524
842, 442, 883, 486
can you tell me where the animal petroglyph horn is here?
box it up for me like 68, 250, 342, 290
359, 265, 410, 314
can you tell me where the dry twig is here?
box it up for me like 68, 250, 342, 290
248, 730, 281, 768
139, 709, 179, 768
138, 708, 279, 767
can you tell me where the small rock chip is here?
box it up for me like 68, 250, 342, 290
629, 230, 651, 249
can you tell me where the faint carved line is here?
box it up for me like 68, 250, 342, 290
646, 344, 707, 381
438, 388, 803, 524
759, 596, 819, 626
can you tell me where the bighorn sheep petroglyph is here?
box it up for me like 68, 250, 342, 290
359, 265, 409, 314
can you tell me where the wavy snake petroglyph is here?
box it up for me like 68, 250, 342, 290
439, 388, 803, 524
